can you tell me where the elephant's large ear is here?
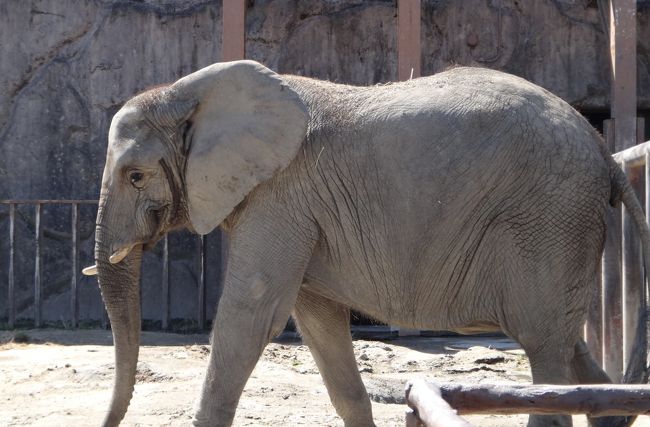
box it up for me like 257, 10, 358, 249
172, 60, 309, 235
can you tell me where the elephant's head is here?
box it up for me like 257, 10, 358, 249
83, 60, 308, 426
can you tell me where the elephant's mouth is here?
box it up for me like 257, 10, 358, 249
83, 204, 177, 276
140, 199, 189, 250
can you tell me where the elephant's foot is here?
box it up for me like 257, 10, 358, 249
528, 414, 572, 427
588, 415, 636, 427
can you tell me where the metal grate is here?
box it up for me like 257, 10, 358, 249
1, 200, 210, 331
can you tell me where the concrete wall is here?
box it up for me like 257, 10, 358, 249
1, 0, 649, 329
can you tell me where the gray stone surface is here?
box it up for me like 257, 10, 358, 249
0, 0, 649, 328
0, 0, 223, 328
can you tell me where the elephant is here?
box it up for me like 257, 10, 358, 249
82, 60, 650, 427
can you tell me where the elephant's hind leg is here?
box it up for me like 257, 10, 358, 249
571, 339, 635, 427
521, 337, 575, 427
293, 289, 376, 427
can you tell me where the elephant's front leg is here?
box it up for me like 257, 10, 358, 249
294, 289, 375, 427
192, 223, 316, 427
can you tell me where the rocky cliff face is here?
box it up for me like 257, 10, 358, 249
0, 0, 648, 328
0, 0, 223, 328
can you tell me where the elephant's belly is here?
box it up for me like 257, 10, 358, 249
301, 250, 499, 332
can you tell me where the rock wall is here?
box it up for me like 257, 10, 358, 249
0, 0, 649, 328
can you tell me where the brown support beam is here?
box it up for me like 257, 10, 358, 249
602, 121, 624, 382
598, 0, 639, 381
396, 0, 422, 337
621, 119, 646, 382
609, 0, 637, 151
398, 0, 421, 81
222, 0, 245, 61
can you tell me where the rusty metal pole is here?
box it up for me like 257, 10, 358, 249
598, 0, 638, 382
222, 0, 245, 62
621, 120, 646, 382
398, 0, 421, 81
609, 0, 637, 152
395, 0, 422, 337
609, 0, 639, 380
215, 0, 245, 332
602, 122, 624, 381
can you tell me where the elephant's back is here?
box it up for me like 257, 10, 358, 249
287, 67, 607, 169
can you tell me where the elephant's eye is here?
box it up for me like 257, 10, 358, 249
129, 171, 145, 188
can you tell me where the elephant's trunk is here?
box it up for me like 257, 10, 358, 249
95, 218, 143, 427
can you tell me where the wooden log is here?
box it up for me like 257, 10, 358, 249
406, 380, 650, 419
405, 380, 473, 427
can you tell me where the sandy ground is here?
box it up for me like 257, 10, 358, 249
1, 330, 648, 427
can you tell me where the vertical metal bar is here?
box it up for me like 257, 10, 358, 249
646, 152, 649, 224
34, 203, 42, 328
219, 230, 228, 301
602, 121, 624, 381
397, 0, 421, 81
162, 235, 170, 330
8, 204, 15, 329
585, 262, 603, 366
71, 203, 79, 328
645, 150, 649, 349
198, 234, 206, 330
621, 161, 643, 369
222, 0, 246, 61
608, 0, 637, 151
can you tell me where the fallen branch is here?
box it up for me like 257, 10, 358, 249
405, 379, 472, 427
405, 379, 650, 421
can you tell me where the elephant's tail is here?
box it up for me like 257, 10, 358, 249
608, 155, 650, 385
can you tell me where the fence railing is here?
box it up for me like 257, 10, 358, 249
584, 126, 650, 383
2, 200, 97, 329
1, 199, 215, 331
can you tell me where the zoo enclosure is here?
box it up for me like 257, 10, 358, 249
0, 0, 647, 384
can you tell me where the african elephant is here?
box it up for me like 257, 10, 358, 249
82, 60, 650, 427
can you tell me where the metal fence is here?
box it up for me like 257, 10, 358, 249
2, 200, 96, 329
585, 123, 649, 382
0, 199, 219, 331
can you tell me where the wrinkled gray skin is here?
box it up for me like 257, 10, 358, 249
92, 60, 650, 427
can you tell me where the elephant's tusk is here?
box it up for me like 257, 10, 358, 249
82, 264, 98, 276
109, 245, 133, 264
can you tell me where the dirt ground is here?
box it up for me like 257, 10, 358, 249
1, 330, 648, 427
